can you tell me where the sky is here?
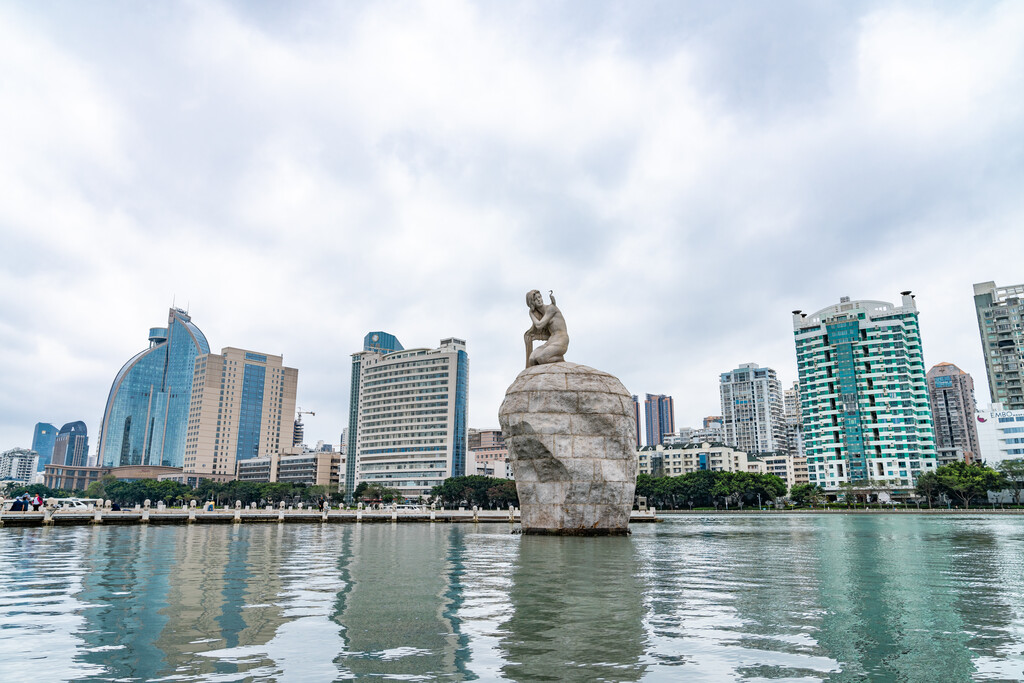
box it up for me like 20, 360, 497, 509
1, 0, 1022, 452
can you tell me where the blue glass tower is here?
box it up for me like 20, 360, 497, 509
31, 422, 58, 471
99, 308, 210, 468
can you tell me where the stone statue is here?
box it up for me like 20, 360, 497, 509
501, 289, 637, 535
524, 289, 569, 368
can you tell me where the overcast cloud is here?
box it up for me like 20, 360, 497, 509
1, 0, 1022, 451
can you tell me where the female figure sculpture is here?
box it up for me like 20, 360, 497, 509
524, 289, 569, 368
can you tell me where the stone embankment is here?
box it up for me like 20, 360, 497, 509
0, 504, 660, 528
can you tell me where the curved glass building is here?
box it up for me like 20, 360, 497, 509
99, 308, 210, 468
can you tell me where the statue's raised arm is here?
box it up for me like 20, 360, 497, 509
523, 289, 569, 368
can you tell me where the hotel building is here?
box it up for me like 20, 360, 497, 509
793, 293, 937, 492
348, 336, 468, 501
974, 281, 1024, 411
183, 347, 298, 480
976, 403, 1024, 467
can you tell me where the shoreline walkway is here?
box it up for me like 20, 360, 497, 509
0, 506, 661, 528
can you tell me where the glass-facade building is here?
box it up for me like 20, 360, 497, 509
99, 308, 210, 468
793, 293, 937, 493
644, 394, 675, 447
31, 422, 58, 472
53, 421, 89, 468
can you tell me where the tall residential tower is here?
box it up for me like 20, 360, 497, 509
793, 293, 937, 492
974, 281, 1024, 411
926, 363, 981, 464
644, 394, 675, 447
720, 363, 787, 455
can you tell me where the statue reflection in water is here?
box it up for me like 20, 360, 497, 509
500, 535, 646, 681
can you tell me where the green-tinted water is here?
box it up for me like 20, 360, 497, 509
1, 515, 1022, 681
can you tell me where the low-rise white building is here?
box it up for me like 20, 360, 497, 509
977, 403, 1024, 467
637, 443, 765, 477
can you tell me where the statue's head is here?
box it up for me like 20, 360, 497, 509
526, 289, 543, 310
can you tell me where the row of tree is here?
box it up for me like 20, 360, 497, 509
430, 476, 519, 509
635, 471, 787, 509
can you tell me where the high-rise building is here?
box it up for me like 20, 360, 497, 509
926, 363, 981, 464
99, 308, 210, 468
783, 381, 804, 458
644, 394, 675, 447
53, 421, 89, 467
973, 281, 1024, 411
793, 293, 937, 492
720, 363, 787, 455
631, 396, 641, 448
183, 347, 298, 480
349, 336, 468, 500
31, 422, 58, 472
703, 416, 723, 429
346, 332, 405, 501
0, 448, 38, 483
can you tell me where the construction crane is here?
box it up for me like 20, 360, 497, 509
293, 407, 316, 447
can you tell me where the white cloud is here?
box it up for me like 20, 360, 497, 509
1, 0, 1022, 450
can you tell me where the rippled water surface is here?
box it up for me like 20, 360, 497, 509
2, 515, 1024, 681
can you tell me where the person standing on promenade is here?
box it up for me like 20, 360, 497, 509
32, 494, 42, 511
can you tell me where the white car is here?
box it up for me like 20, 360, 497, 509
56, 499, 91, 510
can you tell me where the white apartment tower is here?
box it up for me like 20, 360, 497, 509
793, 293, 937, 492
350, 337, 469, 500
183, 347, 298, 480
974, 281, 1024, 411
720, 363, 788, 455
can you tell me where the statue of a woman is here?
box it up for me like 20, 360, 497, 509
524, 289, 569, 367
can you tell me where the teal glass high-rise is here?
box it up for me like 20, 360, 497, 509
31, 422, 58, 471
98, 308, 210, 468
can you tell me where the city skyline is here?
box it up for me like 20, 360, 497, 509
1, 2, 1022, 451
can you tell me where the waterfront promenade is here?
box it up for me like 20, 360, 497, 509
0, 505, 660, 527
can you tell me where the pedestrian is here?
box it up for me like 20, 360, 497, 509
32, 493, 42, 511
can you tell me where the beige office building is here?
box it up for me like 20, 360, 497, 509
183, 347, 298, 480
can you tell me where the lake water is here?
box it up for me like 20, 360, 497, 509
1, 515, 1023, 682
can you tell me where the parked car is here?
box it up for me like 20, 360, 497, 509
56, 498, 91, 510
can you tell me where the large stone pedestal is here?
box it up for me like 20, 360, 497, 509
498, 362, 637, 535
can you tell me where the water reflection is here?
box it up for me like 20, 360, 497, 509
500, 534, 646, 681
1, 517, 1023, 681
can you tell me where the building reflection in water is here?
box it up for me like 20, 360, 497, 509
334, 523, 467, 678
499, 534, 646, 682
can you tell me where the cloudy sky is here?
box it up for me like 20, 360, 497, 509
1, 0, 1022, 452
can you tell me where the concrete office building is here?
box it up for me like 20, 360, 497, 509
720, 363, 788, 455
31, 422, 58, 472
53, 421, 89, 468
974, 281, 1024, 411
183, 347, 298, 481
793, 293, 938, 493
235, 445, 343, 489
468, 428, 511, 478
0, 448, 39, 484
99, 308, 210, 468
927, 363, 982, 464
644, 394, 675, 447
976, 403, 1024, 467
349, 336, 469, 501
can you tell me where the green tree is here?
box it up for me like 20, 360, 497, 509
935, 461, 1007, 508
914, 471, 940, 508
789, 483, 823, 507
487, 480, 519, 508
998, 459, 1024, 505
